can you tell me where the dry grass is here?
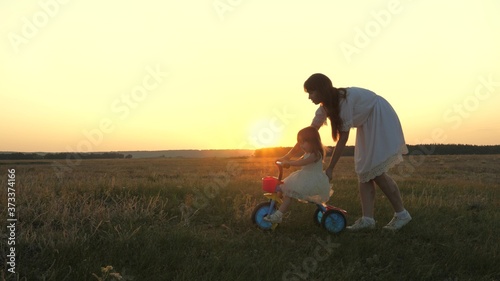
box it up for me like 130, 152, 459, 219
1, 155, 499, 280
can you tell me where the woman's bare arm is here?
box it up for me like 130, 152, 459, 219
325, 131, 350, 180
286, 153, 319, 167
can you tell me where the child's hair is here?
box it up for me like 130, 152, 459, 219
297, 126, 325, 161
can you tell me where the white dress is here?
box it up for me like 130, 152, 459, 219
311, 87, 408, 183
281, 153, 332, 204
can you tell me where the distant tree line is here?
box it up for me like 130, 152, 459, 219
406, 144, 500, 155
254, 144, 500, 158
0, 152, 131, 160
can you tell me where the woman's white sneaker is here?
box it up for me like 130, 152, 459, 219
383, 214, 412, 231
346, 217, 376, 231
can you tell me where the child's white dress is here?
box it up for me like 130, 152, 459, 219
282, 153, 332, 204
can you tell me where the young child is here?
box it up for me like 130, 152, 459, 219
264, 126, 332, 223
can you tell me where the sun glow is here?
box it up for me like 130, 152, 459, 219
247, 118, 285, 149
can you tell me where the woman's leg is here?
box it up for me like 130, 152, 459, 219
374, 172, 411, 230
347, 180, 376, 230
373, 173, 404, 212
359, 180, 376, 218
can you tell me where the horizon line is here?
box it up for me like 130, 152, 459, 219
1, 143, 500, 154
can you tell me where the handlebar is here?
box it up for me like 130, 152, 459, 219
276, 161, 290, 168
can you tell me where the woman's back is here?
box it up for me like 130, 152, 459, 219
340, 87, 379, 128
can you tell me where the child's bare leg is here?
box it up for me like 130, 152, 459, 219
263, 195, 290, 223
279, 196, 292, 213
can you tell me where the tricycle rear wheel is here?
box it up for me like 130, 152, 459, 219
321, 209, 346, 234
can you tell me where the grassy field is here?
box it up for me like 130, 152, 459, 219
1, 155, 499, 281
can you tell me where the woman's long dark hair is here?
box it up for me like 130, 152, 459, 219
303, 73, 346, 141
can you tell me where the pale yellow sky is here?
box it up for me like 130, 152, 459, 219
1, 0, 499, 152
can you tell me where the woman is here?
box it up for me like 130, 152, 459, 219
280, 73, 411, 231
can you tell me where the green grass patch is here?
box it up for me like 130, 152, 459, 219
1, 155, 499, 280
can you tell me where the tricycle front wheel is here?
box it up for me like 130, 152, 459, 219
313, 208, 323, 226
251, 202, 277, 230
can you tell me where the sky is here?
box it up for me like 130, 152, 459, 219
1, 0, 500, 152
